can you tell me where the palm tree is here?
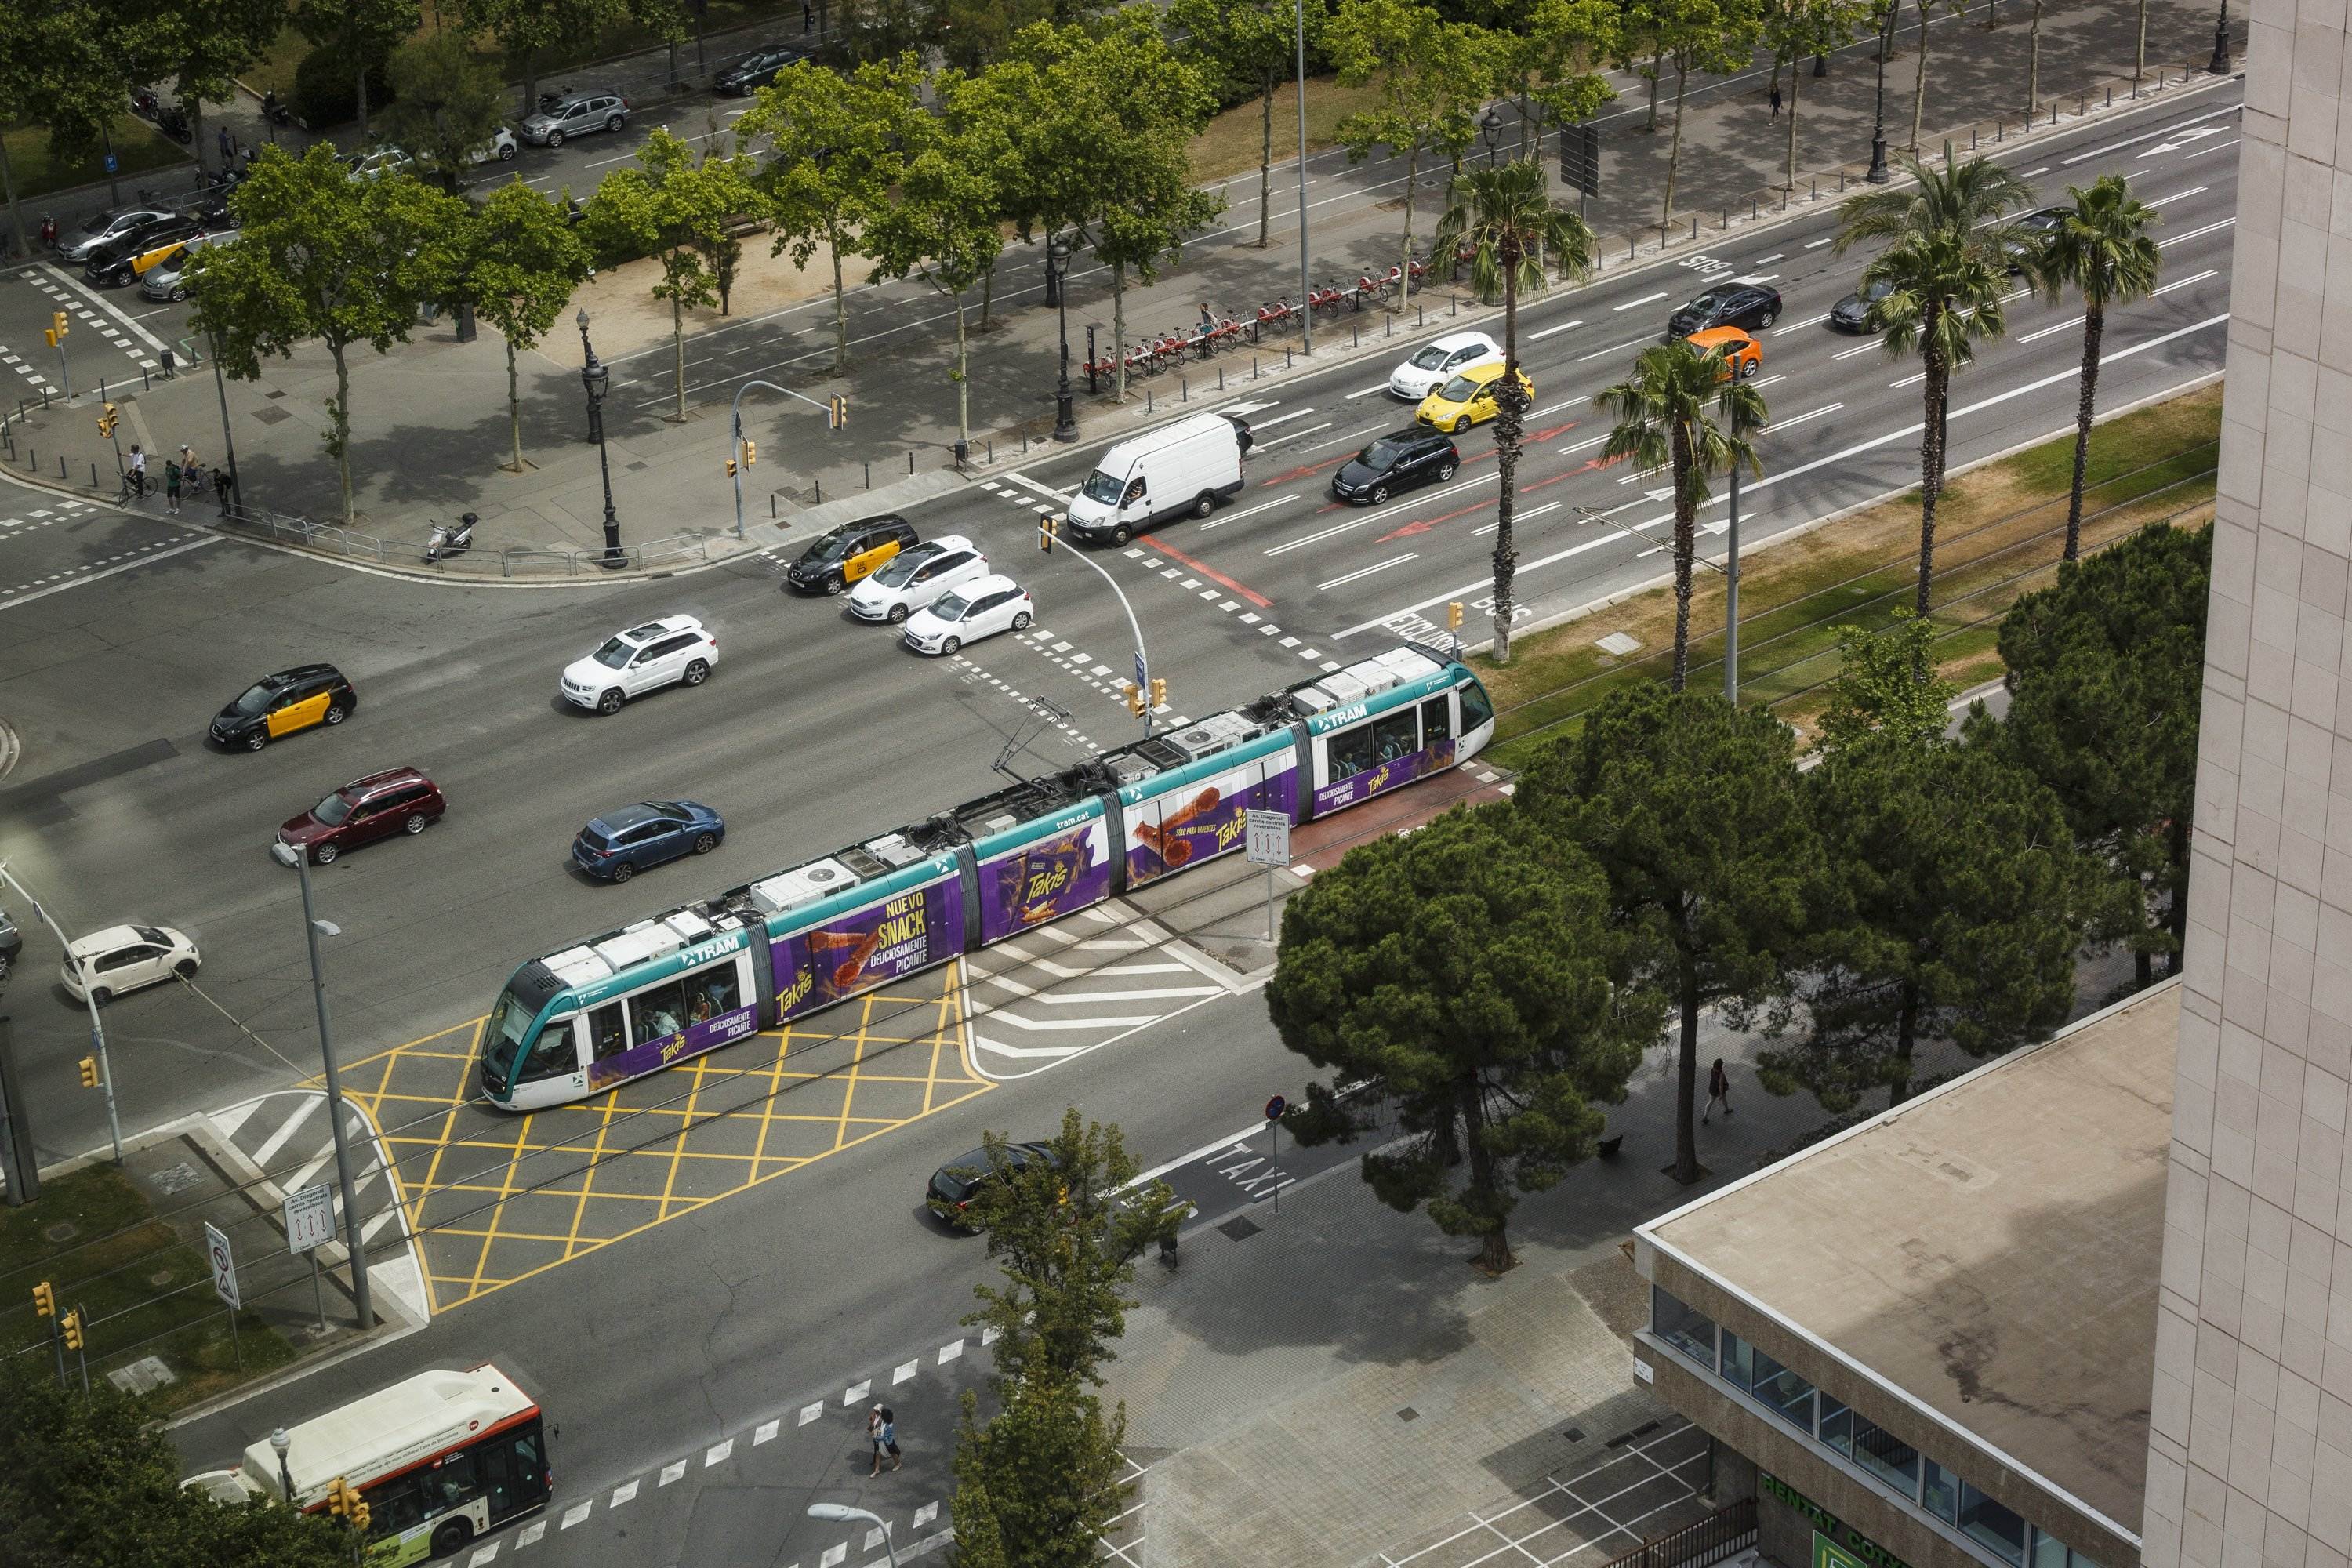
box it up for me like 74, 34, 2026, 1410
2036, 175, 2161, 561
1835, 148, 2033, 616
1595, 341, 1767, 691
1434, 160, 1592, 666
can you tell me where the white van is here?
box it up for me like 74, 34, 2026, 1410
1064, 413, 1247, 545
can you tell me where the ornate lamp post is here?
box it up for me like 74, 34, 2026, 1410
576, 310, 625, 570
1867, 0, 1896, 182
1047, 240, 1076, 443
2210, 0, 2232, 73
1480, 106, 1503, 165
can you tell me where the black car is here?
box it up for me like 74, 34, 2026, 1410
210, 664, 358, 752
2005, 205, 2071, 272
56, 205, 178, 263
714, 45, 811, 94
85, 217, 203, 286
1665, 280, 1783, 340
927, 1141, 1063, 1227
1331, 428, 1461, 505
1828, 276, 1896, 332
0, 906, 20, 972
784, 514, 921, 594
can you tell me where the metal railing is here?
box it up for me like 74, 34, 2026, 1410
1605, 1497, 1759, 1568
218, 502, 714, 577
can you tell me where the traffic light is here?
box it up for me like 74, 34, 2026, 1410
1123, 682, 1145, 717
51, 310, 68, 341
1038, 515, 1058, 554
96, 401, 118, 439
60, 1310, 82, 1352
1149, 677, 1167, 709
328, 1478, 352, 1519
743, 440, 757, 466
78, 1055, 99, 1089
1446, 601, 1465, 631
827, 394, 848, 430
725, 457, 738, 478
31, 1281, 53, 1319
348, 1494, 371, 1532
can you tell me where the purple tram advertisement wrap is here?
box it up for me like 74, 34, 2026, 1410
771, 876, 964, 1018
979, 815, 1113, 944
585, 948, 760, 1091
1124, 756, 1299, 888
1312, 738, 1457, 815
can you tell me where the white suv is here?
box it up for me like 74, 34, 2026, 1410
847, 535, 989, 624
561, 615, 720, 715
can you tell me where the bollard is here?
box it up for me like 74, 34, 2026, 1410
1253, 355, 1260, 380
771, 494, 777, 518
2079, 92, 2086, 115
1628, 235, 1635, 260
1997, 118, 2003, 142
42, 387, 49, 408
1218, 366, 1225, 390
1690, 216, 1699, 241
100, 376, 107, 402
25, 448, 32, 470
1780, 190, 1787, 211
815, 479, 821, 503
2052, 102, 2058, 125
1812, 177, 1818, 201
1146, 388, 1154, 413
1417, 303, 1424, 328
2107, 85, 2113, 106
865, 460, 871, 488
1452, 294, 1459, 315
1352, 320, 1359, 349
1285, 347, 1293, 369
1022, 434, 1029, 456
141, 368, 149, 390
1384, 313, 1392, 337
988, 438, 994, 463
91, 462, 98, 486
1972, 125, 1978, 150
58, 455, 67, 477
908, 451, 915, 474
1751, 198, 1758, 220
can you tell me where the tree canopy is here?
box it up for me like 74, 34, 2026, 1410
385, 31, 512, 194
459, 179, 592, 470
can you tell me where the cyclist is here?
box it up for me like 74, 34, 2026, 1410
127, 444, 147, 498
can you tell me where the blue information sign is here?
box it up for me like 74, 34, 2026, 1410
103, 153, 118, 172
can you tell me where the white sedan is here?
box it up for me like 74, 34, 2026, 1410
1388, 331, 1503, 400
902, 575, 1036, 655
63, 924, 200, 1005
848, 535, 990, 624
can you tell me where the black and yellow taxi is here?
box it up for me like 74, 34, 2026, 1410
784, 515, 920, 595
211, 665, 358, 752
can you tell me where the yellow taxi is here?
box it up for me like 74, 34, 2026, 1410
785, 514, 921, 595
1414, 361, 1535, 434
1684, 326, 1762, 381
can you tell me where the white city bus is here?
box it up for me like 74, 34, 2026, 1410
186, 1363, 551, 1563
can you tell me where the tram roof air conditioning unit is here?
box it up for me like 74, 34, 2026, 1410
751, 857, 862, 914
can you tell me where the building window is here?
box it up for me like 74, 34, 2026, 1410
1651, 1287, 1719, 1370
2030, 1530, 2070, 1568
1751, 1347, 1817, 1433
1922, 1457, 1960, 1523
1721, 1330, 1753, 1395
1850, 1414, 1919, 1497
1818, 1396, 1851, 1455
1958, 1481, 2027, 1566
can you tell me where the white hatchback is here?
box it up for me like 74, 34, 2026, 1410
1388, 331, 1503, 400
902, 575, 1035, 655
63, 924, 200, 1005
560, 615, 720, 715
848, 535, 990, 624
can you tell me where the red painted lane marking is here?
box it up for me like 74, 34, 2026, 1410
1261, 453, 1352, 486
1145, 536, 1275, 608
1375, 497, 1496, 544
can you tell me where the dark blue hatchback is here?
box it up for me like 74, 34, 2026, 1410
572, 800, 725, 883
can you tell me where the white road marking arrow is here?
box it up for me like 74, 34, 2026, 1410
2143, 126, 2229, 156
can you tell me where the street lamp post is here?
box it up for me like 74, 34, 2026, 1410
1726, 401, 1744, 705
808, 1504, 897, 1568
271, 1427, 296, 1502
1047, 241, 1077, 442
1481, 107, 1503, 166
576, 311, 626, 571
268, 840, 373, 1334
1867, 1, 1896, 182
0, 862, 123, 1164
2209, 0, 2232, 72
1294, 0, 1312, 354
1042, 518, 1158, 739
204, 323, 244, 515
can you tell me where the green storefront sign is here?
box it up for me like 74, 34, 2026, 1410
1761, 1472, 1917, 1568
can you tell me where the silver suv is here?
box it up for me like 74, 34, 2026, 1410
520, 89, 628, 148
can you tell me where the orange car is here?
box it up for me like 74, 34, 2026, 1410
1685, 326, 1762, 381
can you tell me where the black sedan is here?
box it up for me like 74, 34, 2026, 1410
1331, 429, 1461, 505
1666, 280, 1783, 340
714, 45, 810, 93
572, 800, 726, 883
1828, 277, 1896, 332
927, 1141, 1062, 1228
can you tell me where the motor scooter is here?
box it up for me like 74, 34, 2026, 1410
426, 510, 477, 564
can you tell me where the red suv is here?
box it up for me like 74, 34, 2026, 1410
278, 768, 446, 865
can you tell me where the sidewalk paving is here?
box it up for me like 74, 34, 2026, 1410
0, 0, 2234, 575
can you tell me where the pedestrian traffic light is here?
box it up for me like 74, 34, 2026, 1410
1123, 682, 1145, 716
96, 401, 118, 439
78, 1055, 99, 1089
828, 394, 848, 430
61, 1310, 82, 1351
1446, 601, 1464, 631
743, 440, 757, 466
1149, 677, 1167, 709
1038, 515, 1058, 554
725, 457, 738, 478
31, 1281, 53, 1318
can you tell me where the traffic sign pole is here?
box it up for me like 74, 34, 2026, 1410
1265, 1094, 1287, 1215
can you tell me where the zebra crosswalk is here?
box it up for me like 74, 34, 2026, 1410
960, 903, 1231, 1080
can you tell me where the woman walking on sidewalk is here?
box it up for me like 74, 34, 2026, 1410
1702, 1058, 1734, 1123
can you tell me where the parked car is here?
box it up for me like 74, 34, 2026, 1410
714, 45, 811, 94
1828, 276, 1895, 332
786, 516, 920, 594
61, 924, 200, 1005
211, 664, 358, 752
0, 907, 22, 975
572, 800, 725, 883
54, 205, 176, 263
1415, 361, 1534, 434
1063, 412, 1247, 545
277, 767, 447, 866
1665, 280, 1782, 339
1685, 326, 1762, 380
1387, 330, 1502, 401
140, 230, 233, 302
1330, 429, 1461, 505
847, 535, 989, 623
927, 1141, 1062, 1228
82, 215, 199, 283
519, 89, 629, 147
350, 130, 517, 176
559, 615, 720, 714
902, 575, 1036, 656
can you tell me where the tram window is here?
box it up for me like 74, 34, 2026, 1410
364, 1473, 425, 1534
1327, 725, 1376, 779
1421, 696, 1453, 746
684, 966, 735, 1024
1373, 711, 1418, 763
588, 1003, 626, 1062
519, 1019, 579, 1082
1460, 680, 1494, 729
630, 978, 689, 1044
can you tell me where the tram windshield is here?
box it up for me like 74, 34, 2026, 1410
481, 988, 537, 1084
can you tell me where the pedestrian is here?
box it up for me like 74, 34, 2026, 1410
128, 443, 147, 498
216, 463, 236, 516
218, 124, 234, 167
1769, 82, 1783, 118
164, 457, 182, 514
38, 213, 57, 249
1703, 1058, 1734, 1123
867, 1405, 901, 1475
